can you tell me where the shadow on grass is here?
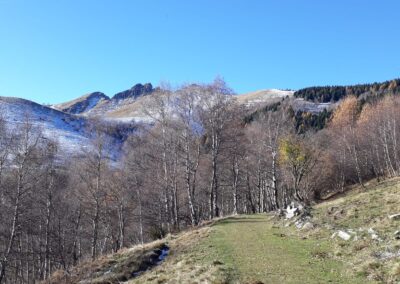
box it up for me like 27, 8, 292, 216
211, 216, 268, 226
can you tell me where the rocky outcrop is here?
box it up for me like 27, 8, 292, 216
112, 83, 154, 101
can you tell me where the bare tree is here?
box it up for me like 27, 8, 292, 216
198, 78, 236, 219
0, 117, 45, 282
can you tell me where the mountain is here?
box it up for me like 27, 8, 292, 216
52, 92, 110, 115
54, 87, 296, 118
112, 82, 154, 101
51, 83, 155, 122
0, 84, 336, 158
237, 88, 294, 106
5, 78, 398, 157
0, 96, 91, 155
294, 78, 400, 103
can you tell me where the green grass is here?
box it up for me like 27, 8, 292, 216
130, 215, 365, 283
202, 215, 365, 283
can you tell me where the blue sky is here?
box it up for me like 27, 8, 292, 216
0, 0, 399, 104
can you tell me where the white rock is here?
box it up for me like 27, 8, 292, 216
295, 220, 303, 229
368, 228, 382, 241
337, 230, 351, 241
347, 229, 356, 235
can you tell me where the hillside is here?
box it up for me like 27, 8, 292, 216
236, 89, 294, 107
52, 83, 155, 121
52, 92, 110, 115
0, 96, 91, 155
48, 177, 400, 283
52, 86, 297, 122
294, 78, 400, 103
4, 78, 400, 284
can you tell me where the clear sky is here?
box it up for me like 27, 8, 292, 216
0, 0, 399, 104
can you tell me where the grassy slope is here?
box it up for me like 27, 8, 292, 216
206, 215, 363, 284
131, 216, 366, 283
50, 177, 400, 283
134, 178, 400, 283
310, 178, 400, 282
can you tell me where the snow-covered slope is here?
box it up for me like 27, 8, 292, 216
53, 92, 110, 115
237, 89, 294, 106
0, 96, 91, 155
291, 98, 334, 114
52, 83, 155, 120
53, 86, 327, 126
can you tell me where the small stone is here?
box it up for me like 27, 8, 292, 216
337, 230, 351, 241
302, 222, 314, 230
368, 228, 382, 241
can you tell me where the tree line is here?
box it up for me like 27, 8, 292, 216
294, 78, 400, 103
1, 79, 400, 283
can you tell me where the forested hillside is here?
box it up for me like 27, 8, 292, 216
1, 78, 400, 283
294, 78, 400, 103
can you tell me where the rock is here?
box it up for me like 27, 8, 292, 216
112, 83, 154, 101
368, 228, 382, 241
374, 250, 400, 260
333, 230, 351, 241
294, 220, 304, 229
394, 230, 400, 239
347, 229, 356, 235
302, 222, 314, 230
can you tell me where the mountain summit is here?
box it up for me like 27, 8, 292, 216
53, 92, 110, 114
112, 83, 154, 101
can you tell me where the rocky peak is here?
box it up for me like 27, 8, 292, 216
112, 83, 153, 101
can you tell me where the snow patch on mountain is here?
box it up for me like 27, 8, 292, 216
1, 97, 90, 155
237, 89, 294, 106
292, 98, 334, 114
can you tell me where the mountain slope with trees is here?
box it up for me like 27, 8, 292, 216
294, 78, 400, 103
49, 177, 400, 283
1, 78, 400, 283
